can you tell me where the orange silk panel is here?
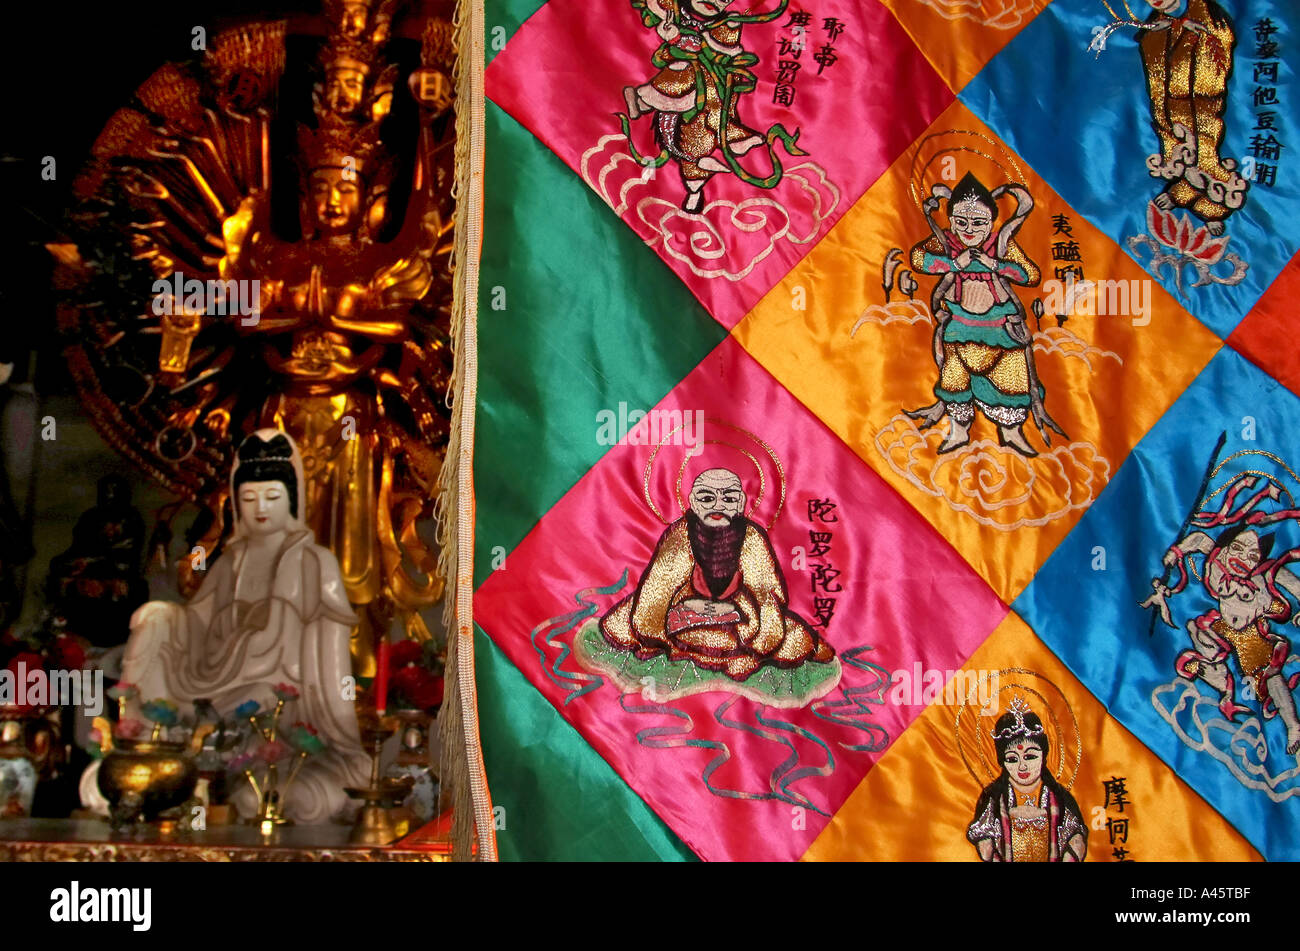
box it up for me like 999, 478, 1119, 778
802, 611, 1263, 861
734, 97, 1224, 604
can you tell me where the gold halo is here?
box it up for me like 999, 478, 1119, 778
908, 128, 1026, 213
953, 668, 1081, 791
643, 417, 786, 530
677, 441, 765, 516
1206, 449, 1300, 506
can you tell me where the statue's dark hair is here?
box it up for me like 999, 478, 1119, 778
948, 172, 999, 220
233, 433, 298, 519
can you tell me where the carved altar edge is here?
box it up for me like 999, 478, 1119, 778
0, 819, 449, 862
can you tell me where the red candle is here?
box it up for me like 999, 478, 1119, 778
374, 635, 390, 716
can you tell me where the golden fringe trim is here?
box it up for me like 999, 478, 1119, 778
436, 0, 497, 861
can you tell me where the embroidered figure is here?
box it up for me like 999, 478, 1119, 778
900, 173, 1065, 457
618, 0, 806, 213
599, 467, 835, 682
966, 698, 1089, 862
1091, 0, 1250, 287
1144, 438, 1300, 760
521, 423, 892, 815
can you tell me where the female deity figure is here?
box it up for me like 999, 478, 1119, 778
904, 173, 1063, 457
122, 431, 369, 824
967, 698, 1088, 862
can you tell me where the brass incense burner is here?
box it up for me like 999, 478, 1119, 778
97, 738, 198, 827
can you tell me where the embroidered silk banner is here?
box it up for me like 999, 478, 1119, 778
475, 0, 1297, 861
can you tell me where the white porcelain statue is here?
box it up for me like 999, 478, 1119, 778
121, 429, 368, 823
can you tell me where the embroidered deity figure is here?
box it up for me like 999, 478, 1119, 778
619, 0, 805, 212
1137, 0, 1247, 233
599, 468, 835, 681
122, 431, 369, 823
1148, 525, 1300, 754
904, 173, 1063, 457
1092, 0, 1248, 234
967, 699, 1088, 862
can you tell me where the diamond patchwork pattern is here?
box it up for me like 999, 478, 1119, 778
476, 0, 1300, 861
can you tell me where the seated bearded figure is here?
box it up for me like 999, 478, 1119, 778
600, 468, 835, 680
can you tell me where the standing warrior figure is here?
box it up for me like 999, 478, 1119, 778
619, 0, 805, 213
904, 173, 1064, 457
1147, 522, 1300, 755
1091, 0, 1249, 235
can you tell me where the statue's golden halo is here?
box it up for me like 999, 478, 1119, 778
643, 418, 786, 530
908, 128, 1027, 213
953, 667, 1081, 791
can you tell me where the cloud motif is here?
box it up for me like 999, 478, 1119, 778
913, 0, 1041, 29
850, 300, 933, 337
1033, 325, 1124, 370
580, 134, 840, 282
1152, 674, 1300, 803
874, 413, 1111, 530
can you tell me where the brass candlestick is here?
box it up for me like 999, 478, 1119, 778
345, 713, 413, 846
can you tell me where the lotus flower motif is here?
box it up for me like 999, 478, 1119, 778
227, 752, 256, 773
258, 739, 292, 764
1146, 202, 1229, 264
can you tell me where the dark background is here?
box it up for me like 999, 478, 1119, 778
3, 1, 341, 387
1, 0, 451, 385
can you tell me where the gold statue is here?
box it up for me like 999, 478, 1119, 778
49, 0, 460, 672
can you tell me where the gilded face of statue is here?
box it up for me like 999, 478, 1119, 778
951, 198, 994, 249
325, 66, 367, 116
237, 481, 292, 535
1223, 530, 1262, 577
340, 2, 370, 37
309, 167, 365, 237
1003, 741, 1044, 790
689, 469, 745, 528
